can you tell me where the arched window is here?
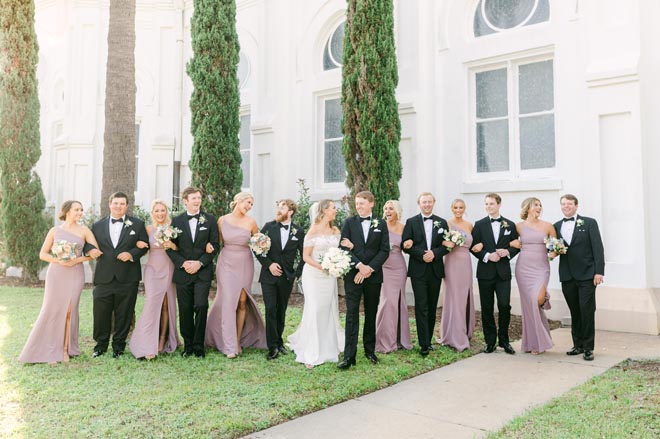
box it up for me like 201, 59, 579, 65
474, 0, 549, 37
323, 21, 345, 71
238, 52, 250, 89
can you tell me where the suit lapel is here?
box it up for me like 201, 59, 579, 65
271, 222, 283, 251
100, 217, 114, 249
484, 218, 497, 248
418, 214, 429, 248
116, 217, 130, 247
180, 215, 194, 245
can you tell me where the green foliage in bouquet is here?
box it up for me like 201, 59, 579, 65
0, 0, 49, 279
341, 0, 402, 215
187, 0, 242, 217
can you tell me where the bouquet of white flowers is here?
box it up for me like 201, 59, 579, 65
320, 247, 353, 278
544, 237, 567, 260
154, 224, 183, 246
249, 232, 271, 256
443, 229, 466, 252
51, 240, 79, 261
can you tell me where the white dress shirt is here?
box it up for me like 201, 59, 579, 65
360, 214, 372, 243
187, 211, 199, 241
484, 216, 502, 263
109, 215, 125, 248
280, 221, 291, 249
423, 215, 433, 250
561, 215, 577, 245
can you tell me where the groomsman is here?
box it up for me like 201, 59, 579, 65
553, 194, 604, 361
338, 191, 390, 369
87, 192, 148, 358
402, 192, 454, 357
256, 199, 305, 360
471, 193, 519, 355
167, 187, 219, 358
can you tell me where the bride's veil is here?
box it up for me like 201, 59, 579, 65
309, 201, 319, 226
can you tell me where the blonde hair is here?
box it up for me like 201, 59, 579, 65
417, 192, 435, 203
314, 199, 335, 226
150, 199, 171, 225
520, 197, 541, 220
230, 192, 254, 210
383, 200, 403, 221
450, 198, 466, 215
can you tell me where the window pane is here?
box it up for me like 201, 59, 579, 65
324, 139, 345, 183
474, 0, 550, 37
476, 68, 508, 119
239, 115, 250, 188
519, 60, 554, 114
520, 114, 555, 169
323, 22, 344, 70
477, 119, 509, 172
324, 98, 342, 139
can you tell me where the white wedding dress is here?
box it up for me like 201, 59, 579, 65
288, 233, 345, 366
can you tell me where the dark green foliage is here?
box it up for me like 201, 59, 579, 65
187, 0, 242, 216
341, 0, 402, 215
0, 0, 49, 279
292, 178, 313, 233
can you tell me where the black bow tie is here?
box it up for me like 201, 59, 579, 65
111, 217, 124, 224
279, 224, 289, 230
490, 217, 502, 223
360, 216, 371, 222
563, 217, 575, 222
187, 214, 200, 220
423, 216, 433, 221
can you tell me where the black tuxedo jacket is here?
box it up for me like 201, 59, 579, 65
470, 216, 520, 281
256, 221, 305, 284
340, 215, 390, 285
89, 215, 148, 285
401, 214, 449, 279
554, 215, 605, 282
167, 211, 219, 284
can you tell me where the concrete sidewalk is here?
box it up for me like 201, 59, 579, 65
246, 328, 659, 439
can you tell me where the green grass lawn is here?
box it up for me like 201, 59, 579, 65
490, 359, 660, 439
0, 286, 471, 438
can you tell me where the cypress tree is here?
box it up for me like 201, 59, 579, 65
0, 0, 49, 279
187, 0, 242, 216
342, 0, 402, 215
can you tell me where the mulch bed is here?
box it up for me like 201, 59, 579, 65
2, 276, 561, 355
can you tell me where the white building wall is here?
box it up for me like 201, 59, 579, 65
32, 0, 659, 333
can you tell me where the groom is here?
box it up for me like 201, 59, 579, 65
256, 199, 305, 360
87, 192, 148, 358
554, 194, 604, 361
167, 186, 219, 358
470, 193, 519, 355
338, 191, 389, 369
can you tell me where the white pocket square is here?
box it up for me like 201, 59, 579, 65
200, 227, 208, 231
291, 236, 299, 241
373, 229, 381, 232
504, 230, 511, 236
130, 230, 136, 235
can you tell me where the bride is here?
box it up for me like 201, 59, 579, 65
287, 199, 345, 368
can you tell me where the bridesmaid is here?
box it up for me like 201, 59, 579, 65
19, 201, 99, 364
374, 200, 412, 353
512, 197, 556, 355
129, 200, 180, 360
205, 192, 267, 358
437, 199, 475, 352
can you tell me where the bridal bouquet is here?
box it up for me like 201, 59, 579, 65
544, 237, 567, 260
154, 224, 183, 245
320, 247, 353, 278
51, 240, 79, 261
443, 229, 466, 252
249, 232, 271, 256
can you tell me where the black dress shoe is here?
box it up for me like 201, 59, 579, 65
337, 357, 356, 370
181, 350, 193, 358
112, 350, 124, 358
267, 349, 279, 360
484, 344, 496, 353
277, 345, 288, 355
566, 347, 584, 356
499, 343, 516, 355
420, 347, 430, 357
92, 350, 105, 358
365, 352, 379, 364
583, 350, 594, 361
194, 349, 205, 358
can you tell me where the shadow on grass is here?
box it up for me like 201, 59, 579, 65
1, 286, 473, 438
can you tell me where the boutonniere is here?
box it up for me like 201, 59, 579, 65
500, 220, 510, 229
371, 219, 379, 229
576, 219, 584, 227
199, 215, 206, 225
291, 227, 298, 235
433, 220, 441, 229
124, 219, 133, 229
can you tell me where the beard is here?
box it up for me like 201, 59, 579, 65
275, 212, 289, 223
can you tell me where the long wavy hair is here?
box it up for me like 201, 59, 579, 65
313, 199, 335, 227
150, 199, 171, 225
520, 197, 541, 220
